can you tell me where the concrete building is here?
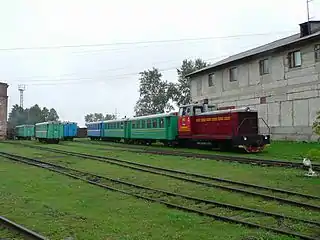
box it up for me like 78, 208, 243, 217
187, 21, 320, 141
0, 82, 9, 140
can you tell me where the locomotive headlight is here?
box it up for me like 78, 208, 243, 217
243, 136, 247, 141
264, 136, 268, 140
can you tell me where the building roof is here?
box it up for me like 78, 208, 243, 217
186, 23, 320, 78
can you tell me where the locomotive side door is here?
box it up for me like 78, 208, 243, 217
178, 106, 192, 137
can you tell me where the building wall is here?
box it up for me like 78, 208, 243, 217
190, 40, 320, 141
0, 82, 8, 140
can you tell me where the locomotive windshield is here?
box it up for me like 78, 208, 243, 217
179, 104, 216, 116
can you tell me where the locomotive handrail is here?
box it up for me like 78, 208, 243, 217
258, 117, 270, 135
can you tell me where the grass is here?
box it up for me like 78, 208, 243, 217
25, 142, 320, 197
1, 143, 320, 224
70, 139, 320, 163
0, 227, 24, 240
1, 158, 295, 240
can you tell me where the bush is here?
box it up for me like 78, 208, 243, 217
306, 149, 320, 163
312, 111, 320, 136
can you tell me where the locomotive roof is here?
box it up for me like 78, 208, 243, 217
128, 112, 178, 121
197, 107, 257, 116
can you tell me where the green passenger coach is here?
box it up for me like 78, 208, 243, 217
127, 112, 179, 145
101, 119, 126, 141
35, 121, 64, 143
15, 125, 35, 140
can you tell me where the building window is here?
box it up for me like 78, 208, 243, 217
229, 67, 237, 82
196, 79, 202, 96
259, 59, 269, 75
288, 50, 301, 68
260, 97, 266, 104
315, 44, 320, 62
208, 73, 214, 87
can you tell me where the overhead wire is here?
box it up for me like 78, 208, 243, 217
17, 48, 320, 86
0, 31, 296, 52
1, 30, 306, 86
4, 37, 289, 84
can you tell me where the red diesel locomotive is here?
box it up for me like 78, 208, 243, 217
177, 102, 270, 152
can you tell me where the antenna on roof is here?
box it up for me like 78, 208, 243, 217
305, 0, 313, 35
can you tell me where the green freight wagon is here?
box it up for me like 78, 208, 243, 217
127, 112, 179, 145
101, 119, 127, 142
15, 125, 35, 140
35, 121, 64, 144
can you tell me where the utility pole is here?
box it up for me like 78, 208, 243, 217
18, 84, 26, 108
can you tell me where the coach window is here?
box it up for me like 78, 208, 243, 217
137, 121, 141, 129
120, 122, 123, 129
132, 121, 136, 129
153, 119, 157, 128
141, 120, 145, 128
160, 118, 164, 128
147, 120, 151, 128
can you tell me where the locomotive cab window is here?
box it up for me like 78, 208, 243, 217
179, 107, 186, 116
194, 106, 203, 115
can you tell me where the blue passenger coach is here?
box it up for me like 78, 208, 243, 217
62, 122, 78, 141
86, 121, 103, 140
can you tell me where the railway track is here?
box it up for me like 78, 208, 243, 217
72, 140, 320, 171
0, 215, 47, 240
1, 151, 319, 240
8, 143, 320, 211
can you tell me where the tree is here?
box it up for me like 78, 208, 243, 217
134, 68, 174, 116
26, 104, 42, 124
7, 104, 26, 128
312, 111, 320, 136
105, 114, 116, 120
47, 108, 59, 121
84, 113, 116, 123
172, 58, 209, 106
41, 107, 49, 121
8, 104, 60, 128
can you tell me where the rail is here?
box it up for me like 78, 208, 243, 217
0, 216, 47, 240
1, 151, 319, 240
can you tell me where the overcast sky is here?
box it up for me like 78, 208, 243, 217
0, 0, 319, 126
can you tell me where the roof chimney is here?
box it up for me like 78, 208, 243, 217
300, 21, 320, 37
